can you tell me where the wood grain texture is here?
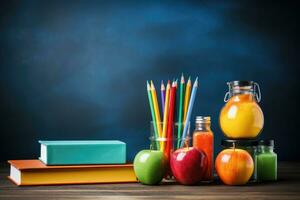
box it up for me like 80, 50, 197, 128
0, 162, 299, 200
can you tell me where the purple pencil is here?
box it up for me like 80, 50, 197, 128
161, 81, 165, 117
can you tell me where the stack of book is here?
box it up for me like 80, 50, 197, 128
8, 140, 137, 186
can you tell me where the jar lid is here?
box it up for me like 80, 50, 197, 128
221, 139, 258, 147
228, 80, 254, 87
258, 139, 274, 147
195, 116, 211, 122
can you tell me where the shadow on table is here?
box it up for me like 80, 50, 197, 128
157, 178, 284, 186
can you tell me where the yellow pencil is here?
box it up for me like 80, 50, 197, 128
183, 77, 191, 123
161, 80, 171, 152
150, 81, 163, 145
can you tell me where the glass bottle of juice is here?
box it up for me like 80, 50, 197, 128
256, 140, 277, 181
193, 116, 214, 182
219, 81, 264, 139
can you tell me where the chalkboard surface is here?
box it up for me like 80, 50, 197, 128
0, 1, 298, 161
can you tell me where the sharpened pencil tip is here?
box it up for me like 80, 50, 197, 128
147, 81, 151, 90
181, 74, 185, 83
151, 80, 156, 89
166, 81, 170, 89
194, 77, 198, 87
161, 81, 165, 90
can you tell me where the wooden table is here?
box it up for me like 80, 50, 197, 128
0, 162, 299, 199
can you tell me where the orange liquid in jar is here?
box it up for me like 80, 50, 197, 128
220, 94, 264, 139
193, 130, 214, 181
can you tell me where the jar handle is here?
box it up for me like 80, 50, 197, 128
224, 92, 230, 102
224, 82, 231, 102
254, 82, 261, 102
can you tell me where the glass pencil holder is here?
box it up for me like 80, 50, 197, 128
149, 121, 191, 153
149, 121, 191, 180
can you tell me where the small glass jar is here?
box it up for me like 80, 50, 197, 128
149, 121, 191, 153
193, 116, 214, 182
219, 81, 264, 139
221, 139, 258, 181
256, 140, 277, 181
149, 121, 191, 180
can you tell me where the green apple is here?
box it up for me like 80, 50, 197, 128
133, 150, 167, 185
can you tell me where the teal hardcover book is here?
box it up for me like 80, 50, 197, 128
39, 140, 126, 165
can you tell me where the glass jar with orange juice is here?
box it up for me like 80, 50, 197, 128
193, 116, 214, 182
219, 81, 264, 139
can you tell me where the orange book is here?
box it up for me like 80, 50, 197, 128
8, 160, 137, 186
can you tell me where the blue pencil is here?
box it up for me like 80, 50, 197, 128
180, 77, 198, 148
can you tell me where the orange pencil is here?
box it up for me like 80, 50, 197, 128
161, 81, 171, 152
183, 77, 191, 123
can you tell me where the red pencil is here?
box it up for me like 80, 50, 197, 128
165, 80, 177, 158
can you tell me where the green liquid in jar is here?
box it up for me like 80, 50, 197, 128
256, 146, 277, 181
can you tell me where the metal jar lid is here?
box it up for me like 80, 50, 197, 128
228, 80, 254, 87
221, 139, 258, 147
258, 139, 274, 147
195, 116, 211, 123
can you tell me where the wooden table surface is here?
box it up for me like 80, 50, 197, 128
0, 162, 299, 200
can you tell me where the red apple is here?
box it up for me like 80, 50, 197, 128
170, 147, 207, 185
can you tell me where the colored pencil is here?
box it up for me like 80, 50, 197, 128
180, 77, 198, 148
147, 81, 160, 149
183, 77, 191, 123
161, 81, 170, 152
177, 74, 185, 148
150, 81, 163, 140
165, 80, 177, 157
161, 81, 165, 117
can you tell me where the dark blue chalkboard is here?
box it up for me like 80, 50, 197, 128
0, 0, 298, 161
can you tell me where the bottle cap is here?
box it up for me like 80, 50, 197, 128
258, 139, 274, 147
195, 116, 211, 122
221, 139, 258, 147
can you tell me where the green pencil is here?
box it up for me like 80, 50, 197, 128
147, 81, 160, 149
177, 74, 185, 148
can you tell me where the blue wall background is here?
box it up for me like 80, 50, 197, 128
0, 0, 298, 161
